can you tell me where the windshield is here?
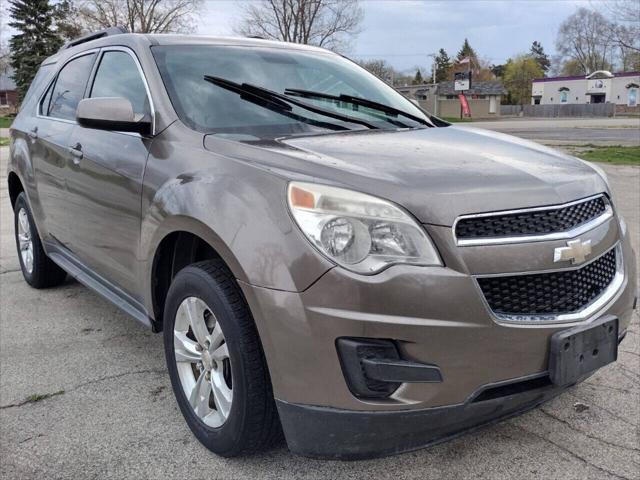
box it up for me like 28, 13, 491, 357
152, 45, 434, 139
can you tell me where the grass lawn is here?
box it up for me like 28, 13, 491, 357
576, 146, 640, 166
0, 137, 9, 147
0, 116, 13, 128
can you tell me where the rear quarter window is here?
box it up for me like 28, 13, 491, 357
20, 64, 55, 113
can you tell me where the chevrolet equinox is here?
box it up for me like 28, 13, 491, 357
7, 28, 637, 459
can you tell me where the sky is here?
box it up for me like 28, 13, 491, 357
195, 0, 589, 73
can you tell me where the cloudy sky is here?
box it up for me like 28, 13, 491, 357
196, 0, 589, 72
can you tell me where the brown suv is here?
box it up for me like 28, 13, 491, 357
7, 29, 637, 460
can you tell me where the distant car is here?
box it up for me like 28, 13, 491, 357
7, 28, 637, 460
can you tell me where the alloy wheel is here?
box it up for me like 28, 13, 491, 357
17, 208, 34, 274
173, 296, 233, 428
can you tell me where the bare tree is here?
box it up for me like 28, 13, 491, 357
596, 0, 640, 65
77, 0, 203, 34
235, 0, 364, 52
556, 7, 616, 74
356, 59, 395, 84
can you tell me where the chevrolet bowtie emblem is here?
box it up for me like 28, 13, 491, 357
554, 239, 592, 265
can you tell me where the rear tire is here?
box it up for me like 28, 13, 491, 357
14, 192, 67, 288
163, 260, 282, 456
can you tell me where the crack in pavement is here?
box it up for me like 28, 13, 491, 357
0, 368, 167, 410
0, 268, 20, 275
582, 381, 631, 395
539, 408, 639, 453
513, 424, 635, 480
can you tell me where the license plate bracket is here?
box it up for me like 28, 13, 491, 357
549, 315, 618, 387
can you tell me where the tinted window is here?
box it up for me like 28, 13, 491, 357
152, 45, 432, 139
48, 53, 96, 120
40, 81, 54, 115
21, 64, 54, 112
90, 51, 149, 117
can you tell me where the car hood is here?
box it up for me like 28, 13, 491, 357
205, 126, 607, 226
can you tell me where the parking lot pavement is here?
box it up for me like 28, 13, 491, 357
0, 145, 638, 480
466, 117, 640, 147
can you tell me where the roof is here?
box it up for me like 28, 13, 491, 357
437, 80, 506, 96
532, 71, 640, 83
144, 34, 330, 53
45, 32, 334, 67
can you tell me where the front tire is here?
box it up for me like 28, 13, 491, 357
13, 192, 67, 288
163, 260, 281, 456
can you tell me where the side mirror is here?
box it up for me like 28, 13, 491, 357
76, 97, 151, 135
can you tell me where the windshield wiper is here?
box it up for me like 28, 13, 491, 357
203, 75, 379, 130
284, 88, 435, 128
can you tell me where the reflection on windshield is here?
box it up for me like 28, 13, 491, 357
152, 45, 435, 139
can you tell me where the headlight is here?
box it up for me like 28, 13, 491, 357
287, 182, 442, 274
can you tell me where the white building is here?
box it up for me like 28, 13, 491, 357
531, 71, 639, 109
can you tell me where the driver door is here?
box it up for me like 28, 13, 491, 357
63, 48, 154, 297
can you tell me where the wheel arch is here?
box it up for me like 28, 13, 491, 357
147, 218, 249, 331
8, 171, 24, 209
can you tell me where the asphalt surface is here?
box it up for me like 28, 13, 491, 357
0, 136, 639, 479
467, 117, 640, 147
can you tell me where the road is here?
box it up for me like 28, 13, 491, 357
466, 117, 640, 147
0, 141, 639, 479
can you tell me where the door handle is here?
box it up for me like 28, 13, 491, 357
28, 127, 38, 140
68, 144, 83, 163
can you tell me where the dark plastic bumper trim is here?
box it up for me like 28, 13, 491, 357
361, 358, 443, 383
276, 375, 576, 460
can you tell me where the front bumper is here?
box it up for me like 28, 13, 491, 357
240, 227, 637, 458
276, 374, 567, 460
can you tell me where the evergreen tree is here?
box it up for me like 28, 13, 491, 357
456, 38, 478, 64
9, 0, 63, 101
490, 63, 506, 78
412, 69, 424, 85
530, 40, 550, 75
434, 48, 451, 83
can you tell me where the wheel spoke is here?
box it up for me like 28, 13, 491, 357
211, 370, 232, 419
189, 372, 212, 417
19, 211, 30, 236
209, 322, 224, 351
185, 297, 209, 347
211, 342, 228, 362
174, 332, 202, 363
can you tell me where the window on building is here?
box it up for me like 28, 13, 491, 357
0, 92, 7, 105
629, 88, 638, 107
560, 91, 568, 103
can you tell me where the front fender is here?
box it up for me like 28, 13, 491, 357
139, 153, 334, 309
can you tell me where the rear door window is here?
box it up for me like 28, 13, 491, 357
46, 53, 96, 121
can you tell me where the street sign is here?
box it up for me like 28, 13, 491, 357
454, 71, 472, 91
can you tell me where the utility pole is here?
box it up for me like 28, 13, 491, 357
428, 53, 438, 116
428, 53, 437, 84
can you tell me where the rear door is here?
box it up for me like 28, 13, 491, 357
64, 47, 154, 297
32, 51, 97, 247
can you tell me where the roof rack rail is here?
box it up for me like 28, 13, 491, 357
62, 26, 128, 50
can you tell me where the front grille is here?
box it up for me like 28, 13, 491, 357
456, 196, 607, 240
478, 248, 617, 317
